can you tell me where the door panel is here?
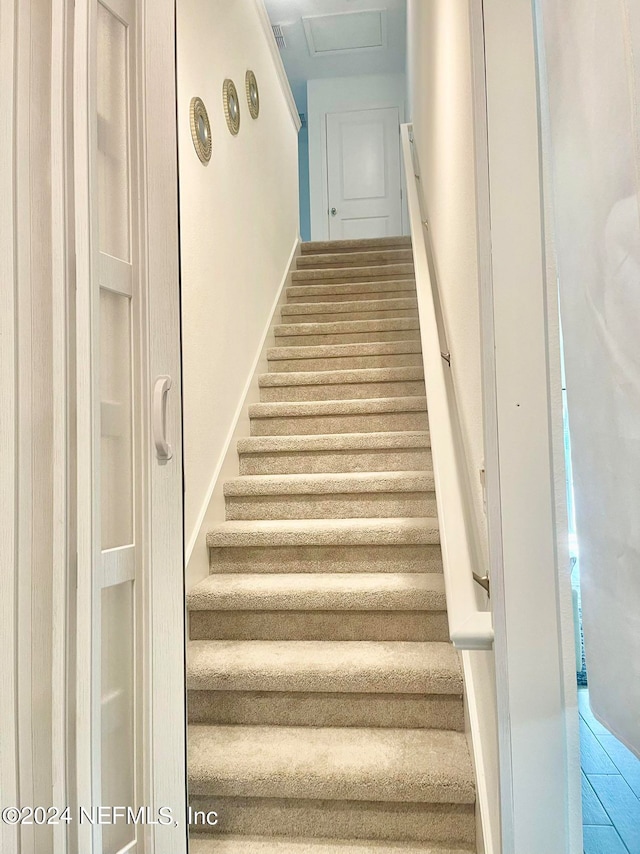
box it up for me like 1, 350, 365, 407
326, 107, 403, 239
341, 121, 386, 199
97, 3, 138, 850
82, 1, 140, 850
97, 0, 130, 262
99, 286, 133, 550
74, 0, 186, 850
342, 217, 390, 240
100, 580, 135, 854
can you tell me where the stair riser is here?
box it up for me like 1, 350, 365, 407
188, 840, 475, 854
188, 690, 464, 731
286, 287, 416, 304
296, 251, 414, 269
250, 412, 428, 437
281, 309, 419, 324
187, 797, 475, 846
301, 237, 411, 255
291, 275, 416, 288
268, 354, 424, 373
283, 297, 417, 315
292, 266, 415, 285
209, 544, 443, 574
268, 340, 421, 359
239, 448, 433, 476
275, 330, 421, 347
225, 493, 437, 521
277, 319, 418, 336
190, 610, 449, 642
259, 380, 426, 403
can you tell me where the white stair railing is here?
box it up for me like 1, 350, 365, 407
401, 123, 493, 651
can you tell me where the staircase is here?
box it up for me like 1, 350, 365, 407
187, 236, 477, 853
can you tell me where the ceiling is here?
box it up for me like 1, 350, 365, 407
263, 0, 407, 109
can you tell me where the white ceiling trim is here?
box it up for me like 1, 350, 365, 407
254, 0, 302, 132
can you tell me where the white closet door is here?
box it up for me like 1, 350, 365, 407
74, 0, 186, 851
326, 107, 403, 239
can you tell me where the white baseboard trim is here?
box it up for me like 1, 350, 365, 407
185, 236, 301, 590
462, 649, 501, 854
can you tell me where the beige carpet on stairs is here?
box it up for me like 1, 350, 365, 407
186, 236, 477, 853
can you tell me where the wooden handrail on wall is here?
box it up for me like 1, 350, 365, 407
401, 123, 494, 651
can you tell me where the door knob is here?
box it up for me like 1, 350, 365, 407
330, 207, 337, 216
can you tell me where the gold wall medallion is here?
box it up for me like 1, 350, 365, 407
245, 70, 260, 119
189, 96, 212, 164
223, 79, 241, 136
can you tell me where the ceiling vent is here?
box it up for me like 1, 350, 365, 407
302, 10, 387, 57
271, 24, 287, 50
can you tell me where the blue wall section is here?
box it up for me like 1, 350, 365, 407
298, 123, 311, 242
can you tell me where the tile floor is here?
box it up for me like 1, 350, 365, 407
580, 688, 640, 853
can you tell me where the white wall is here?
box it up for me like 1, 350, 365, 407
177, 0, 300, 567
407, 2, 581, 850
482, 0, 581, 843
406, 5, 497, 849
537, 23, 583, 843
406, 1, 486, 566
307, 73, 408, 241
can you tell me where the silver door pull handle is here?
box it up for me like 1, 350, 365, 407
330, 207, 337, 216
153, 375, 173, 461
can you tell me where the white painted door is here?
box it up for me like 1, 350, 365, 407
326, 107, 403, 239
74, 1, 186, 852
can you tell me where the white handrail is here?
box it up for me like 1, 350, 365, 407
401, 123, 494, 651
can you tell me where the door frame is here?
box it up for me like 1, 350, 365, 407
138, 1, 188, 849
469, 0, 582, 851
51, 1, 76, 852
0, 2, 21, 853
307, 75, 409, 240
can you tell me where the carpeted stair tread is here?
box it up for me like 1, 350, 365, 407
224, 471, 434, 497
285, 280, 416, 302
301, 236, 412, 255
297, 249, 414, 269
259, 366, 424, 388
266, 341, 423, 373
187, 640, 462, 695
274, 317, 420, 339
187, 724, 475, 804
187, 572, 446, 612
291, 264, 415, 284
189, 834, 472, 853
249, 396, 427, 419
237, 432, 430, 454
206, 517, 440, 549
280, 297, 419, 319
248, 398, 428, 436
279, 310, 419, 328
258, 368, 425, 402
237, 433, 433, 476
268, 340, 421, 362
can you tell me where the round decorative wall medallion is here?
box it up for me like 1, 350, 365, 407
223, 79, 241, 136
189, 96, 212, 164
245, 70, 260, 119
